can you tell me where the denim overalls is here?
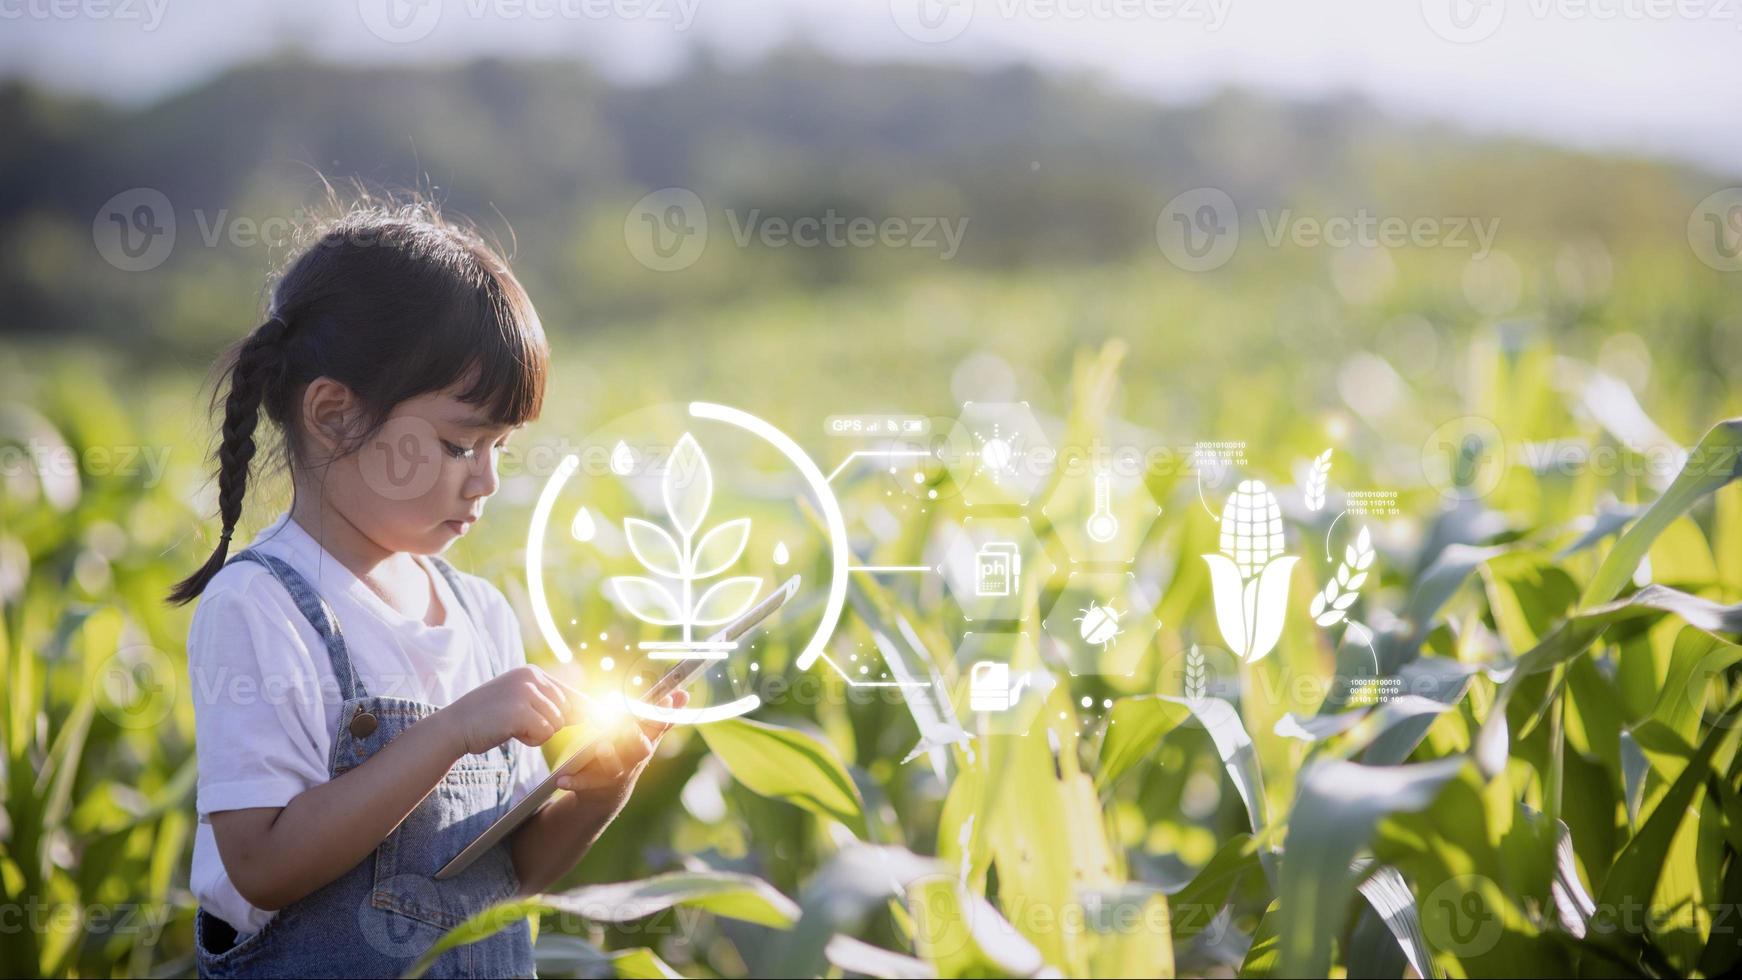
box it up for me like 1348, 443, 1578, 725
194, 550, 536, 979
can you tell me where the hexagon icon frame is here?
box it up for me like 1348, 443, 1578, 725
939, 401, 1055, 507
953, 632, 1056, 737
936, 515, 1056, 625
1040, 445, 1164, 564
1040, 570, 1161, 678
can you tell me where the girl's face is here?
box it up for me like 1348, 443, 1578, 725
303, 375, 519, 555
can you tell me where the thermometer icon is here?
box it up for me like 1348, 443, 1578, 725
1086, 464, 1119, 543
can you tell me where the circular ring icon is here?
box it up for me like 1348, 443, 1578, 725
625, 188, 708, 272
525, 402, 849, 725
1421, 415, 1506, 501
1688, 188, 1742, 273
93, 188, 175, 273
1156, 188, 1239, 272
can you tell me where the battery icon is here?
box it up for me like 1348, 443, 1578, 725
902, 419, 925, 433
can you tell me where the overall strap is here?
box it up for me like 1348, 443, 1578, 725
226, 550, 369, 702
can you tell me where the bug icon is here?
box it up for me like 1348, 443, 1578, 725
1075, 601, 1124, 650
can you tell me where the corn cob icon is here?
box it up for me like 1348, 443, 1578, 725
1202, 480, 1299, 663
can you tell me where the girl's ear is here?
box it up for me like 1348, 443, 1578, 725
301, 377, 364, 457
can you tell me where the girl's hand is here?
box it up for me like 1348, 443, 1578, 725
556, 690, 688, 795
438, 665, 588, 756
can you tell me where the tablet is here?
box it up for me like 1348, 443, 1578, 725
435, 574, 800, 880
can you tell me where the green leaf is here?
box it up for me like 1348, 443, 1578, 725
699, 716, 869, 838
1274, 757, 1467, 977
908, 874, 1047, 979
1167, 833, 1259, 943
1582, 418, 1742, 607
763, 845, 938, 977
1096, 695, 1193, 790
404, 898, 552, 979
407, 871, 800, 979
1598, 704, 1742, 971
547, 870, 801, 928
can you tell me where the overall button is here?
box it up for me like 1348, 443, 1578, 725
349, 711, 378, 738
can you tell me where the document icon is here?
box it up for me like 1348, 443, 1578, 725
974, 541, 1021, 597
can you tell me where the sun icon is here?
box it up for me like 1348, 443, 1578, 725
971, 424, 1024, 485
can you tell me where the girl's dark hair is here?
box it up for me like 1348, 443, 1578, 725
167, 196, 548, 605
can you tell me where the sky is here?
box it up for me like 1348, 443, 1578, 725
1, 0, 1737, 174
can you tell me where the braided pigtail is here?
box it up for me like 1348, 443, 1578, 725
166, 315, 292, 605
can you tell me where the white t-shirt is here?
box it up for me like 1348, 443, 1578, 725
186, 512, 550, 935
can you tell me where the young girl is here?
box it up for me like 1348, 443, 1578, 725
170, 201, 682, 978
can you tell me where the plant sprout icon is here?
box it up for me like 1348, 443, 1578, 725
1202, 479, 1299, 663
609, 433, 763, 659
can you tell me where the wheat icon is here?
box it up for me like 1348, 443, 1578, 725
1310, 525, 1374, 628
1303, 448, 1332, 512
1185, 645, 1208, 703
609, 432, 763, 660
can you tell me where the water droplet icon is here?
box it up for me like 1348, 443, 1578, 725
570, 506, 596, 542
772, 541, 790, 565
609, 441, 635, 476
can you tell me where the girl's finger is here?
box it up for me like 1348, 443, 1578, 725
639, 690, 687, 739
518, 707, 555, 746
549, 678, 592, 725
593, 739, 624, 777
523, 686, 566, 733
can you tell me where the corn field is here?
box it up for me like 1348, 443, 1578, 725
5, 242, 1742, 977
